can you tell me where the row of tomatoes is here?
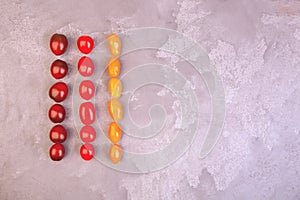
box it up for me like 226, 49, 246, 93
77, 35, 96, 161
106, 34, 123, 164
49, 33, 69, 161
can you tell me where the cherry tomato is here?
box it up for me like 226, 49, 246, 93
49, 104, 66, 123
79, 102, 96, 125
49, 125, 67, 143
50, 33, 68, 56
50, 59, 68, 79
108, 122, 122, 143
80, 125, 96, 143
80, 143, 94, 161
109, 144, 122, 164
77, 36, 94, 54
49, 82, 68, 102
49, 143, 65, 161
79, 80, 95, 100
108, 99, 123, 120
107, 34, 121, 56
108, 78, 122, 98
78, 56, 94, 77
107, 58, 121, 77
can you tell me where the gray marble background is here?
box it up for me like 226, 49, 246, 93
0, 0, 299, 199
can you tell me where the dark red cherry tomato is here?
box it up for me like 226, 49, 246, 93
80, 143, 94, 161
80, 125, 96, 143
77, 36, 94, 54
49, 125, 67, 143
49, 104, 66, 123
50, 33, 68, 56
49, 82, 68, 102
49, 143, 65, 161
79, 102, 96, 125
50, 59, 68, 79
78, 56, 94, 77
79, 80, 95, 100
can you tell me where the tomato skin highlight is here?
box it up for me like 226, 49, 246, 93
48, 104, 66, 123
50, 33, 68, 56
49, 82, 68, 102
77, 36, 94, 54
49, 143, 65, 161
80, 143, 94, 161
79, 102, 96, 125
78, 56, 94, 77
50, 59, 68, 79
79, 80, 95, 100
49, 125, 67, 143
80, 125, 96, 143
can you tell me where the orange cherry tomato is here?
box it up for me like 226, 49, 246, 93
109, 144, 122, 164
107, 34, 121, 56
107, 58, 121, 77
108, 122, 122, 143
108, 99, 123, 120
108, 78, 122, 98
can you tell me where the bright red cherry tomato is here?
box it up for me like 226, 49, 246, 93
50, 59, 68, 79
49, 104, 66, 123
49, 82, 68, 102
77, 36, 94, 54
80, 125, 96, 143
79, 80, 95, 100
49, 143, 65, 161
78, 56, 94, 77
49, 125, 67, 143
50, 33, 68, 56
79, 102, 96, 125
80, 143, 94, 161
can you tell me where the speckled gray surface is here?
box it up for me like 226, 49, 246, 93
0, 0, 300, 199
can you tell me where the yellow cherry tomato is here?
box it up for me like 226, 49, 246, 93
109, 144, 122, 164
107, 58, 121, 77
108, 99, 123, 120
108, 122, 122, 143
108, 34, 121, 56
108, 78, 122, 98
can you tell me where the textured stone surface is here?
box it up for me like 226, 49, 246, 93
0, 0, 299, 199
